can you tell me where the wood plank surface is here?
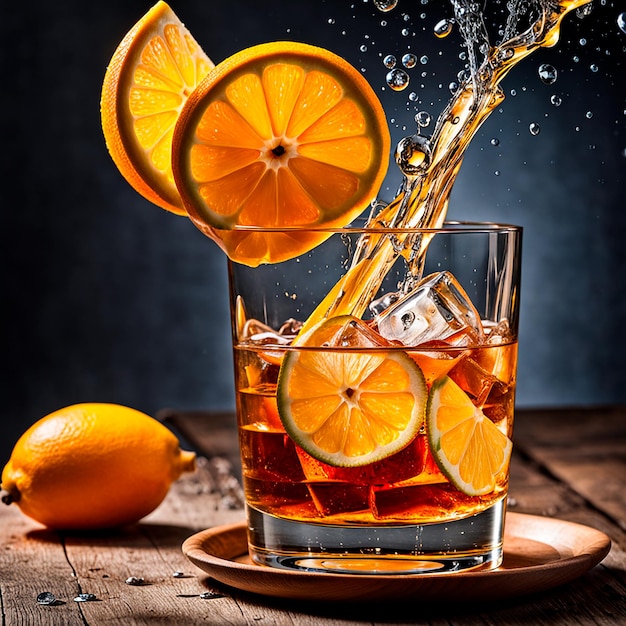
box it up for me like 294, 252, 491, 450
1, 407, 625, 625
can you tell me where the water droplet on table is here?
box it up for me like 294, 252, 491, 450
74, 593, 97, 602
37, 592, 57, 605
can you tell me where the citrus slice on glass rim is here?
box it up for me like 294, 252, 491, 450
172, 41, 391, 266
276, 316, 427, 467
426, 376, 512, 496
101, 1, 214, 214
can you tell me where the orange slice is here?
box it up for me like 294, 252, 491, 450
172, 41, 390, 266
277, 316, 427, 467
426, 376, 512, 496
101, 1, 214, 214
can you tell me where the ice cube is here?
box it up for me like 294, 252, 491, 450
325, 316, 394, 348
375, 271, 484, 347
477, 319, 518, 383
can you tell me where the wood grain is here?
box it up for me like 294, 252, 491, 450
1, 407, 624, 625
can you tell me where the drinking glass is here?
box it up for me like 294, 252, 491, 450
228, 221, 522, 574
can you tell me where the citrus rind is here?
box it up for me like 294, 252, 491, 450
101, 1, 214, 214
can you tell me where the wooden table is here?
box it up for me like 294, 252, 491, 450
1, 407, 625, 625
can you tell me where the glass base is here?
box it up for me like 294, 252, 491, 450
246, 499, 506, 575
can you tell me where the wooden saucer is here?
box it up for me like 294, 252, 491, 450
182, 512, 610, 602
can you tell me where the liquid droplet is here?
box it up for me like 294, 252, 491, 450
490, 138, 500, 146
415, 110, 431, 128
550, 95, 562, 106
529, 122, 541, 136
383, 54, 397, 69
402, 53, 417, 69
618, 13, 626, 34
373, 0, 398, 12
434, 18, 454, 38
386, 68, 410, 91
538, 63, 558, 85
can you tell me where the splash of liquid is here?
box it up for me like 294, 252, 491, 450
306, 0, 592, 329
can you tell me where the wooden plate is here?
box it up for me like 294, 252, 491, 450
182, 512, 610, 602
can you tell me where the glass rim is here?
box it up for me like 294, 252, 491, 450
228, 220, 522, 235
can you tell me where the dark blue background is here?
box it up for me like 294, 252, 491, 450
2, 0, 624, 463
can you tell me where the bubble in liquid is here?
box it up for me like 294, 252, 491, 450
395, 134, 432, 175
434, 18, 454, 38
402, 53, 417, 68
529, 122, 541, 136
383, 54, 397, 68
550, 95, 562, 106
386, 68, 410, 91
618, 12, 626, 34
498, 47, 515, 62
538, 63, 558, 85
373, 0, 398, 12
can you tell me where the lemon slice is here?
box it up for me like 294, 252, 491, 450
426, 376, 512, 496
277, 316, 427, 467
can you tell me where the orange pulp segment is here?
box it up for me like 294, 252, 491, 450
277, 316, 427, 467
101, 1, 214, 214
172, 41, 391, 266
426, 376, 512, 496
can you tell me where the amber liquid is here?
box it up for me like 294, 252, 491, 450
235, 334, 517, 526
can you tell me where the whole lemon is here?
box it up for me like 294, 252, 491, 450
1, 403, 196, 530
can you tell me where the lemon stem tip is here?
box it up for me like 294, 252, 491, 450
180, 450, 197, 473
